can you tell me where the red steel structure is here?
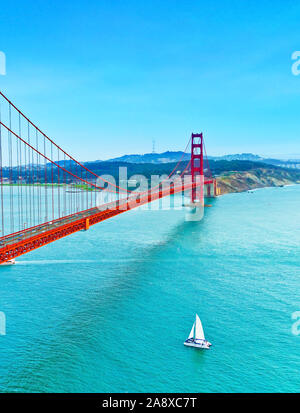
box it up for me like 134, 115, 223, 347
190, 133, 204, 203
0, 91, 216, 264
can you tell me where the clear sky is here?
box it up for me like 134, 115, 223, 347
0, 0, 299, 160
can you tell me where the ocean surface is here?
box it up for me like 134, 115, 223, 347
0, 185, 299, 393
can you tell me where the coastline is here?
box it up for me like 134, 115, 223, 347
216, 167, 300, 195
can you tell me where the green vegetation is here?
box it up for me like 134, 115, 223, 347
2, 159, 299, 194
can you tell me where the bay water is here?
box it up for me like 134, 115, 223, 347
0, 185, 299, 392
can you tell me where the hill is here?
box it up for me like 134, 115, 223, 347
106, 151, 300, 169
81, 159, 300, 194
1, 159, 299, 194
106, 151, 190, 164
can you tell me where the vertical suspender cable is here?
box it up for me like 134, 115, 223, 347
36, 129, 41, 223
17, 115, 21, 231
57, 147, 60, 218
19, 116, 23, 230
24, 135, 28, 229
51, 142, 54, 220
86, 169, 88, 211
64, 156, 66, 216
8, 103, 14, 233
27, 122, 32, 227
44, 136, 48, 222
31, 126, 35, 226
0, 105, 4, 237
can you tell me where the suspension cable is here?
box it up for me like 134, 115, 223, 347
0, 91, 129, 193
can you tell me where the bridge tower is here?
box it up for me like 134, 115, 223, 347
191, 133, 204, 204
185, 133, 204, 221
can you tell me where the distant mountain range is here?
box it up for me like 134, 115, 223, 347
3, 153, 300, 188
104, 151, 300, 169
106, 151, 190, 164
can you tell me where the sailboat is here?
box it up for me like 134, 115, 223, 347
184, 314, 212, 349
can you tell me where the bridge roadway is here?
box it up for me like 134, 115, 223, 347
0, 181, 200, 263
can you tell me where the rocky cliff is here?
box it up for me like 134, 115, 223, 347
216, 168, 300, 194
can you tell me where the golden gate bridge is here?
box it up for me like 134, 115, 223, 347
0, 91, 217, 264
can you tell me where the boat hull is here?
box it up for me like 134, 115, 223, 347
184, 341, 211, 349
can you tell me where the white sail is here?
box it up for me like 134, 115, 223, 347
195, 314, 205, 340
188, 322, 195, 339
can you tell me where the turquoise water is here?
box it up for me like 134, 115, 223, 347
0, 185, 299, 393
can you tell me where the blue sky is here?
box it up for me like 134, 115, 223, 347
0, 0, 299, 160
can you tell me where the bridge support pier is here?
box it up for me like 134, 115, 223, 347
204, 182, 215, 198
185, 203, 204, 221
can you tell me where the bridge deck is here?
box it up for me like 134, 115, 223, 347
0, 182, 200, 263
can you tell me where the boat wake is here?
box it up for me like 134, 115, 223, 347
15, 259, 97, 265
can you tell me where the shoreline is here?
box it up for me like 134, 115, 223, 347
216, 182, 299, 197
215, 167, 300, 195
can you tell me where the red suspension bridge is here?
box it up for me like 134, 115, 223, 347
0, 91, 217, 264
